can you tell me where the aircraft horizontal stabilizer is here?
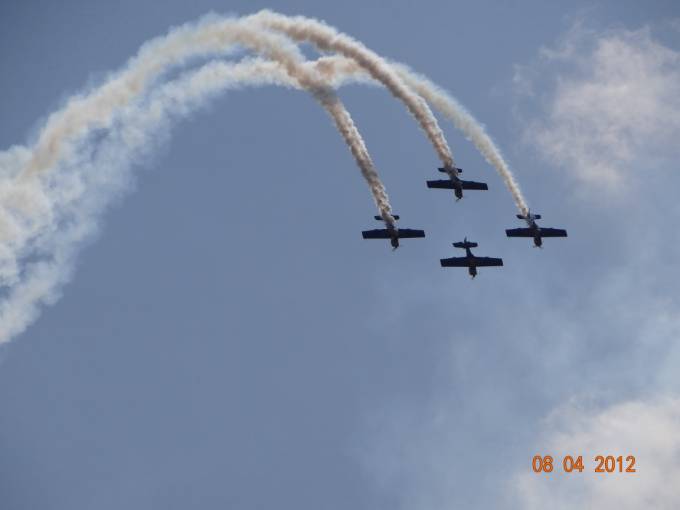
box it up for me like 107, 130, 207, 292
453, 241, 478, 248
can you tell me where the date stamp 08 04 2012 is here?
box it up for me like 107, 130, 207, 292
532, 455, 636, 474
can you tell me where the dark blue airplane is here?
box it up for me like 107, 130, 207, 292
362, 215, 425, 250
426, 166, 488, 200
506, 211, 567, 248
440, 238, 503, 278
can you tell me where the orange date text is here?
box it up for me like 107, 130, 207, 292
532, 455, 636, 474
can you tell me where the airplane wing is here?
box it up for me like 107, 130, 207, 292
426, 180, 488, 191
505, 228, 534, 237
538, 228, 568, 237
396, 229, 425, 239
426, 180, 454, 189
460, 180, 488, 191
362, 229, 391, 239
440, 257, 471, 268
473, 257, 504, 267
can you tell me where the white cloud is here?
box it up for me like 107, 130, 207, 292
513, 396, 680, 509
359, 22, 680, 510
519, 25, 680, 191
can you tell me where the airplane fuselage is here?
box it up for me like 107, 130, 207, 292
444, 169, 464, 199
387, 224, 399, 249
464, 247, 477, 277
453, 182, 463, 200
525, 219, 543, 247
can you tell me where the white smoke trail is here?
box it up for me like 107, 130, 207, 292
18, 17, 393, 224
0, 59, 274, 342
1, 58, 354, 342
0, 11, 532, 344
9, 17, 395, 244
390, 63, 529, 215
0, 23, 395, 344
19, 10, 526, 217
248, 10, 457, 172
164, 52, 529, 215
276, 52, 530, 214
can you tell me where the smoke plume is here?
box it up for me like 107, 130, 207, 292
0, 22, 395, 344
249, 11, 457, 172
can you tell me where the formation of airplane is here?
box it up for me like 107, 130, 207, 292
426, 167, 488, 200
440, 238, 503, 278
361, 215, 425, 250
506, 211, 568, 248
360, 164, 568, 276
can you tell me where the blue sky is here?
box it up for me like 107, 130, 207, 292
1, 1, 679, 509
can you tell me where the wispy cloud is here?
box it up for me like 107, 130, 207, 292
506, 21, 680, 508
514, 396, 680, 509
359, 20, 680, 510
516, 23, 680, 192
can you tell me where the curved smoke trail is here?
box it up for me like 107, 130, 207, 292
150, 52, 530, 216
19, 11, 526, 216
248, 10, 457, 171
271, 51, 531, 214
248, 11, 528, 213
18, 17, 393, 224
390, 63, 529, 215
0, 23, 395, 344
0, 11, 532, 344
0, 59, 275, 342
170, 52, 530, 217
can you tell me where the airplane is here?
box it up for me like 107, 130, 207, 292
426, 167, 488, 200
505, 211, 568, 247
440, 238, 503, 278
361, 215, 425, 250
